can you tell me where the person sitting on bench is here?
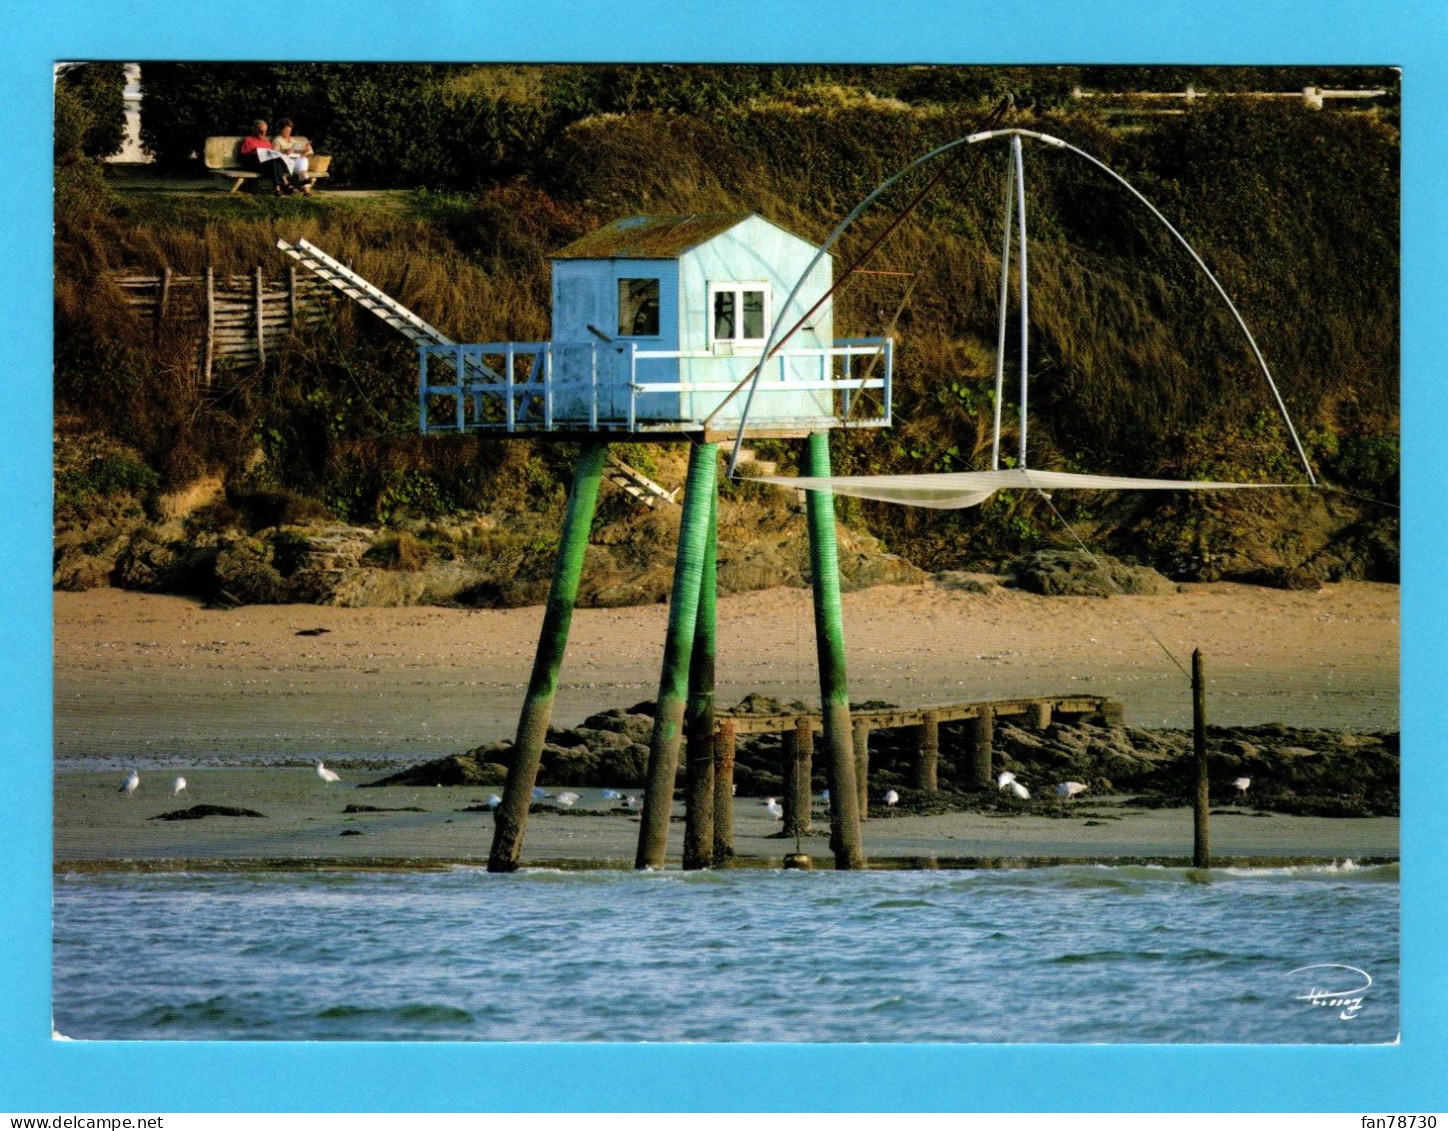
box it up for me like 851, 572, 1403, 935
239, 119, 296, 195
270, 119, 314, 194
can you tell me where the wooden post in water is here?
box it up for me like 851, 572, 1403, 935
969, 705, 995, 788
636, 442, 719, 870
781, 717, 813, 838
1193, 648, 1211, 868
712, 719, 736, 865
1030, 700, 1052, 729
488, 442, 609, 872
682, 488, 718, 871
803, 431, 866, 869
915, 709, 940, 791
853, 719, 871, 819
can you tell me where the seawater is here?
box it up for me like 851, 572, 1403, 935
52, 862, 1398, 1043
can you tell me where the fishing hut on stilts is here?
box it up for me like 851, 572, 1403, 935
282, 214, 893, 871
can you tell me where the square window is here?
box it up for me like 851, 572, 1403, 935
709, 283, 769, 345
618, 278, 660, 337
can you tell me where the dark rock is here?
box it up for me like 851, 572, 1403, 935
1010, 550, 1174, 597
149, 804, 266, 820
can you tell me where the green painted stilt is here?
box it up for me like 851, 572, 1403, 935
803, 431, 866, 869
636, 442, 719, 870
488, 442, 608, 873
682, 487, 719, 870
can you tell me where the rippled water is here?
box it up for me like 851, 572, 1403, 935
52, 862, 1398, 1043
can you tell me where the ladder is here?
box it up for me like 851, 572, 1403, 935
275, 238, 455, 347
606, 456, 681, 509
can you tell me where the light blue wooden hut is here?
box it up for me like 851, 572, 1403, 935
417, 211, 890, 437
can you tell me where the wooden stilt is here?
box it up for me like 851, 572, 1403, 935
1030, 701, 1053, 729
712, 719, 736, 865
915, 709, 940, 791
853, 719, 871, 819
781, 718, 813, 839
636, 442, 718, 870
1193, 648, 1211, 869
969, 706, 994, 788
487, 442, 608, 872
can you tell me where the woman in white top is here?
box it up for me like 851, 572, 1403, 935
271, 118, 314, 193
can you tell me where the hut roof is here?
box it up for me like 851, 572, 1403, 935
551, 213, 760, 260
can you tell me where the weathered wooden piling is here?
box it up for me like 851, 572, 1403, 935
712, 719, 736, 865
682, 488, 719, 871
968, 705, 994, 788
803, 431, 866, 869
915, 708, 941, 791
1030, 701, 1052, 729
636, 442, 719, 870
852, 719, 871, 819
1193, 648, 1211, 869
488, 441, 608, 873
781, 717, 813, 838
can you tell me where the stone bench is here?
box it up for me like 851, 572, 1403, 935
203, 136, 332, 193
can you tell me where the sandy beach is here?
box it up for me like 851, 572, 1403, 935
53, 581, 1399, 868
54, 579, 1398, 761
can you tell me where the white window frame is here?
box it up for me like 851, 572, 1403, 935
707, 282, 770, 348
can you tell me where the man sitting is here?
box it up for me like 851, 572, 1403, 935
239, 119, 295, 195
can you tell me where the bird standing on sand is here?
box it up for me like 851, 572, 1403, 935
172, 776, 188, 796
316, 761, 340, 784
624, 795, 641, 813
1054, 781, 1087, 800
486, 794, 502, 809
884, 789, 899, 808
120, 770, 139, 798
1233, 777, 1251, 798
556, 792, 580, 809
764, 797, 783, 821
531, 786, 552, 801
601, 789, 621, 800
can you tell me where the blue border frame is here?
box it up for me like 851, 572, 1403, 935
5, 0, 1444, 1112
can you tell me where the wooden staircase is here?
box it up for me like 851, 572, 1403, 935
606, 456, 679, 509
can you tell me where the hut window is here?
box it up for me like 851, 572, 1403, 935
709, 283, 768, 345
617, 278, 660, 337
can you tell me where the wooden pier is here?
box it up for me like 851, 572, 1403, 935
707, 694, 1124, 854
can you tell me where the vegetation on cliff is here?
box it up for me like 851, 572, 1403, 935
54, 64, 1399, 604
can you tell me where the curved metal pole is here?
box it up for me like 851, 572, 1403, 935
725, 126, 1316, 486
1013, 134, 1030, 469
991, 152, 1015, 471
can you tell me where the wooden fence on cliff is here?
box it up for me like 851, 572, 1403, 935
113, 267, 334, 383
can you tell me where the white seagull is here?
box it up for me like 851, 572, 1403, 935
172, 776, 188, 796
555, 792, 580, 809
601, 789, 621, 800
884, 789, 899, 808
531, 786, 552, 800
997, 771, 1017, 789
1009, 781, 1030, 800
624, 795, 642, 813
764, 797, 784, 821
120, 770, 139, 798
1054, 781, 1088, 799
316, 761, 340, 784
486, 794, 502, 809
1232, 777, 1251, 798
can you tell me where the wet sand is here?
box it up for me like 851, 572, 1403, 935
53, 581, 1399, 869
55, 770, 1399, 871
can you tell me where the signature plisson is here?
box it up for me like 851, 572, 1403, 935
1287, 963, 1372, 1020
